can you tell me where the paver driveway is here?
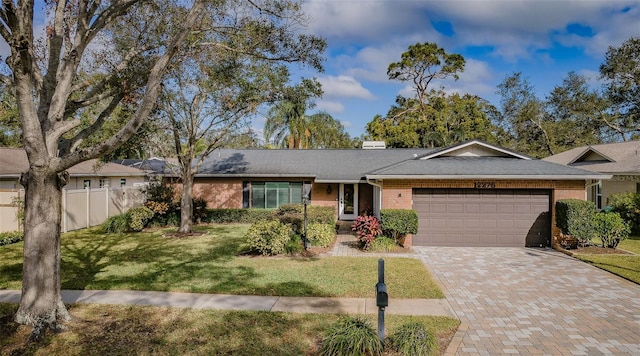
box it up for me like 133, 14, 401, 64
414, 247, 640, 355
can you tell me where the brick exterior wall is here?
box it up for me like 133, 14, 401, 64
193, 178, 243, 209
311, 183, 338, 211
381, 179, 586, 247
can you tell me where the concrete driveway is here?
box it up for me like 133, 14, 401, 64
414, 247, 640, 355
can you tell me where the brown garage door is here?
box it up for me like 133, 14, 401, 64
412, 189, 551, 247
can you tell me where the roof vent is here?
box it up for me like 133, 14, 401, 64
362, 141, 386, 149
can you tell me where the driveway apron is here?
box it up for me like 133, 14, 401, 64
414, 247, 640, 355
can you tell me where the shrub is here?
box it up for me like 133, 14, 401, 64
284, 234, 304, 255
593, 212, 631, 248
380, 209, 418, 241
555, 199, 597, 246
307, 205, 337, 225
387, 321, 437, 356
0, 231, 24, 246
608, 192, 640, 235
203, 208, 276, 224
245, 220, 291, 255
306, 223, 335, 247
352, 215, 382, 250
368, 236, 399, 253
193, 197, 208, 223
318, 317, 383, 356
128, 206, 155, 232
102, 213, 130, 234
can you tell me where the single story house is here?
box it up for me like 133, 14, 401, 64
543, 140, 640, 210
193, 140, 607, 247
0, 148, 149, 189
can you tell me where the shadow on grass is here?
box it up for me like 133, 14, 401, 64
59, 226, 328, 297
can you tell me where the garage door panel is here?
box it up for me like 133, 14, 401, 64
412, 189, 550, 247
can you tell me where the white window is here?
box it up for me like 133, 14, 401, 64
99, 179, 109, 188
120, 179, 127, 187
83, 180, 91, 189
595, 184, 602, 210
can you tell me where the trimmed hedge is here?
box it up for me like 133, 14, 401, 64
555, 199, 596, 245
380, 209, 418, 240
0, 231, 24, 246
203, 208, 276, 224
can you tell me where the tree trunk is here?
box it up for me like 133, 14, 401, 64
15, 168, 70, 340
179, 172, 194, 233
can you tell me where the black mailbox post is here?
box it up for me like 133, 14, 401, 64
376, 258, 387, 341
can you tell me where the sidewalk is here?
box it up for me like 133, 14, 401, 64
0, 232, 455, 318
0, 289, 455, 317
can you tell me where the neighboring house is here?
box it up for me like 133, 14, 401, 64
0, 148, 149, 189
193, 140, 606, 247
543, 140, 640, 210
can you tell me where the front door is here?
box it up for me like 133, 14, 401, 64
339, 183, 358, 220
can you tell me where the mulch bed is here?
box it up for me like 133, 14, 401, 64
572, 246, 631, 255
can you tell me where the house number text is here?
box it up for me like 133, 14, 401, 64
474, 181, 496, 189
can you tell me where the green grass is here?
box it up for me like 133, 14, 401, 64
575, 236, 640, 284
0, 303, 460, 355
618, 236, 640, 254
0, 224, 443, 298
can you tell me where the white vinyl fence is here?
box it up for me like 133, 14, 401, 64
0, 187, 145, 233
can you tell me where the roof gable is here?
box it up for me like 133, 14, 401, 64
569, 147, 614, 164
418, 140, 531, 160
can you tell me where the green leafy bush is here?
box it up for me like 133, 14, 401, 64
593, 212, 631, 248
245, 220, 291, 255
203, 208, 276, 223
306, 223, 335, 247
128, 206, 155, 232
555, 199, 597, 245
380, 209, 418, 240
352, 215, 382, 250
193, 197, 209, 224
0, 231, 24, 246
307, 206, 336, 225
368, 236, 399, 252
318, 316, 383, 356
102, 213, 130, 234
284, 234, 304, 255
387, 321, 437, 356
608, 192, 640, 235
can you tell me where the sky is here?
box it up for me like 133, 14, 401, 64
276, 0, 640, 138
2, 0, 639, 141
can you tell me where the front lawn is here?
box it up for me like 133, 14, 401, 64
575, 236, 640, 284
0, 303, 460, 356
0, 224, 443, 298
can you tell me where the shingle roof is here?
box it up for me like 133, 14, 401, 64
543, 140, 640, 174
197, 148, 435, 182
0, 148, 146, 177
0, 148, 28, 176
198, 147, 605, 181
366, 156, 607, 179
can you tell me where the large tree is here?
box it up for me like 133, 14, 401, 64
545, 71, 607, 149
366, 92, 503, 148
496, 72, 552, 157
599, 37, 640, 140
263, 79, 322, 148
387, 42, 465, 121
0, 0, 209, 338
156, 11, 325, 232
0, 83, 21, 147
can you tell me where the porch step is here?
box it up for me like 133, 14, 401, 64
336, 220, 354, 234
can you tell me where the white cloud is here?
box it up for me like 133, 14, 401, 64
318, 75, 375, 100
315, 100, 345, 113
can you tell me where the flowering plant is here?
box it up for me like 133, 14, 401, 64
352, 215, 382, 250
